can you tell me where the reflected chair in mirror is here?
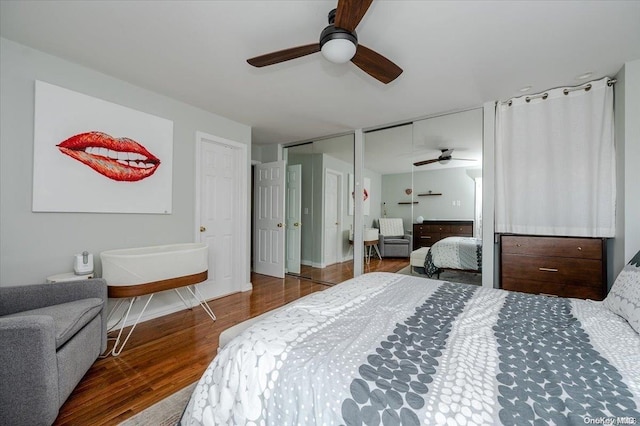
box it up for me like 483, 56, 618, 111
378, 218, 412, 258
348, 228, 382, 263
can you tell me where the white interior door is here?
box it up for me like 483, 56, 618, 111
253, 161, 285, 278
286, 164, 302, 274
199, 140, 237, 294
323, 170, 340, 266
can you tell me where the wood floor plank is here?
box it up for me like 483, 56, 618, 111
53, 259, 407, 425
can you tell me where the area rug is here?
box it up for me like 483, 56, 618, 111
119, 382, 196, 426
396, 265, 482, 286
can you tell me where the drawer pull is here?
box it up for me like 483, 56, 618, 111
421, 236, 431, 239
577, 247, 582, 251
516, 244, 522, 247
539, 267, 559, 272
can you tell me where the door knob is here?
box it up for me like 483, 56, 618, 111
200, 226, 206, 232
294, 222, 300, 227
277, 223, 283, 228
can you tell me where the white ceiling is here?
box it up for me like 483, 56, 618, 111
1, 1, 639, 147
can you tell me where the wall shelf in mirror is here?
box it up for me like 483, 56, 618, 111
417, 192, 442, 196
398, 201, 419, 205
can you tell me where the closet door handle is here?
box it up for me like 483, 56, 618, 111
539, 267, 558, 272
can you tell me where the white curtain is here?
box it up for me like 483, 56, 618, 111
495, 77, 615, 237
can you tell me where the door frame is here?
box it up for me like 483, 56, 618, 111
323, 168, 344, 267
194, 131, 251, 294
285, 164, 302, 274
252, 160, 286, 278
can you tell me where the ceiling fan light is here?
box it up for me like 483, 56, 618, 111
321, 38, 357, 63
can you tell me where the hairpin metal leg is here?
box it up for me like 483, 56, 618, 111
110, 294, 154, 356
173, 288, 194, 310
106, 299, 126, 332
372, 243, 381, 260
185, 285, 216, 321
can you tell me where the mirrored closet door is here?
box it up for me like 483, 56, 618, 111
284, 134, 354, 285
411, 108, 483, 282
363, 108, 484, 283
363, 124, 415, 273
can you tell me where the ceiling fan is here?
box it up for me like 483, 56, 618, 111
246, 0, 403, 84
413, 149, 476, 167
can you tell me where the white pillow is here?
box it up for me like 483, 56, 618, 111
604, 251, 640, 333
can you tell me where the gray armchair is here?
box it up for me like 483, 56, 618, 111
0, 278, 108, 426
378, 218, 412, 258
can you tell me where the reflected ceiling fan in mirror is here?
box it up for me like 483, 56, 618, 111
246, 0, 403, 84
413, 149, 476, 167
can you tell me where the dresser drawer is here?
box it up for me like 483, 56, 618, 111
501, 235, 602, 259
414, 225, 428, 234
451, 224, 473, 234
501, 254, 602, 285
502, 278, 605, 300
414, 221, 474, 250
415, 233, 443, 247
425, 224, 449, 232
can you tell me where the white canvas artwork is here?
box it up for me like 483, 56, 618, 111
348, 174, 371, 216
32, 81, 174, 213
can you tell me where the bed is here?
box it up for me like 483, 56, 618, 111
180, 268, 640, 425
423, 236, 482, 278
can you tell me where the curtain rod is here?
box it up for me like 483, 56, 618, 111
496, 78, 616, 106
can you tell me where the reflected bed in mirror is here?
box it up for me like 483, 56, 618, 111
365, 108, 483, 285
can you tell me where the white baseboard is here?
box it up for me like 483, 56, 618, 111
301, 259, 326, 268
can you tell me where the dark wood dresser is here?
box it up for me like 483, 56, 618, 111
413, 220, 474, 250
500, 234, 606, 300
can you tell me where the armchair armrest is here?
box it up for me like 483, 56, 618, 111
378, 234, 386, 247
404, 234, 413, 247
0, 278, 107, 316
0, 316, 59, 426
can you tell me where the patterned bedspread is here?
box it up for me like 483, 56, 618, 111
424, 236, 482, 277
180, 273, 640, 426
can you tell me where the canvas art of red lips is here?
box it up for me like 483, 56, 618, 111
57, 131, 161, 181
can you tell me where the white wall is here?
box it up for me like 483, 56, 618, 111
381, 168, 476, 226
0, 38, 251, 321
610, 60, 640, 286
623, 60, 640, 265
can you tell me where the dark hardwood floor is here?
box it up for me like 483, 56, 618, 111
53, 258, 408, 425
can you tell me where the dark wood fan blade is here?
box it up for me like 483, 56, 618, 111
351, 44, 402, 84
413, 159, 440, 167
247, 43, 320, 67
335, 0, 374, 32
